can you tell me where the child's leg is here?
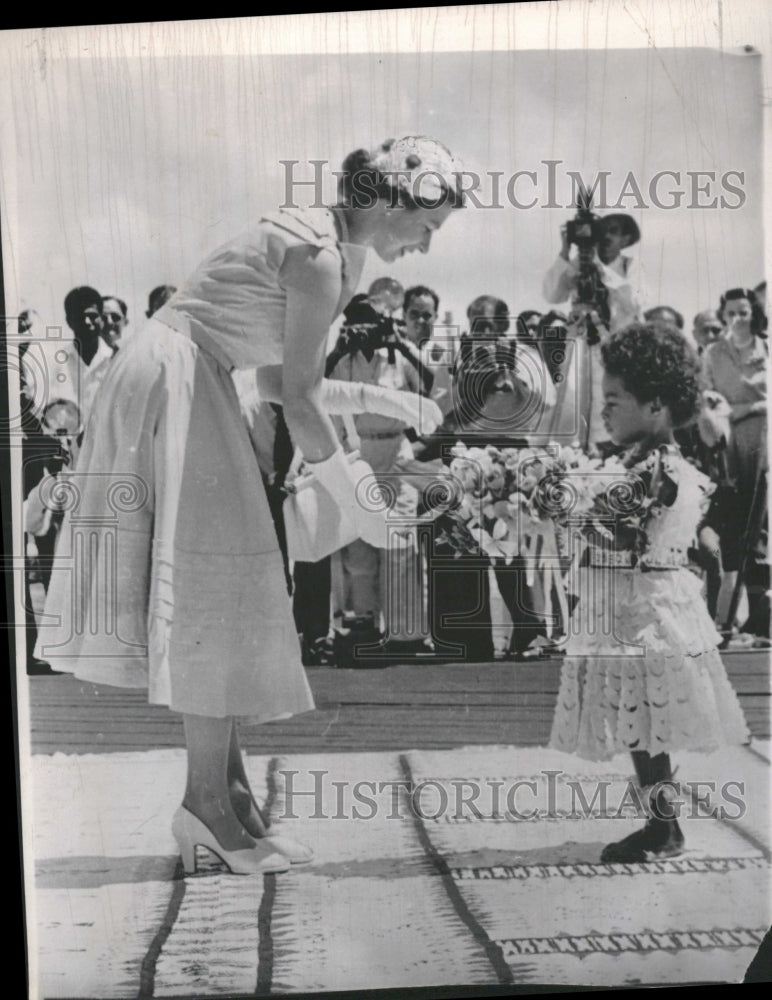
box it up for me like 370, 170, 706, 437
600, 750, 684, 863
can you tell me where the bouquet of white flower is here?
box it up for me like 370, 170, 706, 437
438, 441, 659, 563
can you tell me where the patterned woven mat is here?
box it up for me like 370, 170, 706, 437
31, 742, 770, 996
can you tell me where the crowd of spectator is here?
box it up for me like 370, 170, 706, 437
20, 284, 177, 673
19, 239, 769, 672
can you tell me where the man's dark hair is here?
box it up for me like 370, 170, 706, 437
403, 285, 439, 314
64, 286, 102, 323
644, 305, 685, 331
147, 285, 177, 317
466, 295, 510, 336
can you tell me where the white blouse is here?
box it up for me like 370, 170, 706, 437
157, 206, 367, 371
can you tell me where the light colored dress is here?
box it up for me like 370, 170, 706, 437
549, 446, 750, 761
36, 206, 366, 721
702, 333, 767, 569
702, 334, 767, 489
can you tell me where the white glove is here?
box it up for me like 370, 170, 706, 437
306, 447, 390, 548
697, 391, 732, 447
321, 380, 442, 435
380, 390, 442, 435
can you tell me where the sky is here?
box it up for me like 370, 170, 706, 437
2, 43, 764, 340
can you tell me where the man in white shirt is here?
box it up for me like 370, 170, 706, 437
22, 287, 113, 672
23, 289, 114, 551
543, 213, 645, 335
63, 286, 115, 420
23, 287, 114, 432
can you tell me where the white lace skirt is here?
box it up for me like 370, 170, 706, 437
549, 566, 750, 760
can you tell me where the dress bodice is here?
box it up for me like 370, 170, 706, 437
638, 448, 714, 568
155, 206, 367, 370
701, 335, 767, 483
586, 446, 714, 570
703, 335, 767, 407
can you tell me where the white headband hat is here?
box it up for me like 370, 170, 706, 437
370, 136, 464, 205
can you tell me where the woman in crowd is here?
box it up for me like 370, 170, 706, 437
37, 136, 463, 875
702, 287, 768, 636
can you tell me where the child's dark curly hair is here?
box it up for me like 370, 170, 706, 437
600, 322, 702, 427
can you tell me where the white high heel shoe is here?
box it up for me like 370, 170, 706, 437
241, 798, 314, 864
172, 807, 290, 875
263, 834, 314, 865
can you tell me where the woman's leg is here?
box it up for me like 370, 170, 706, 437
182, 714, 256, 850
227, 722, 269, 838
225, 723, 314, 864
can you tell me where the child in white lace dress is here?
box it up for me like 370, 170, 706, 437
549, 323, 750, 862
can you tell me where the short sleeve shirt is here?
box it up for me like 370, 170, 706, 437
159, 207, 367, 370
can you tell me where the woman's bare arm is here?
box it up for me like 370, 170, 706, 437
272, 244, 342, 462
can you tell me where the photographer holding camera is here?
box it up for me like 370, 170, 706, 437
409, 297, 558, 661
541, 206, 646, 451
543, 211, 645, 336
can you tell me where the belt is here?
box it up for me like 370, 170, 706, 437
587, 549, 636, 569
358, 431, 404, 440
153, 306, 236, 373
585, 551, 682, 572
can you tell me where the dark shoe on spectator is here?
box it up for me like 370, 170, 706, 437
334, 618, 384, 668
538, 635, 568, 656
301, 636, 336, 667
378, 638, 434, 661
510, 647, 541, 662
27, 658, 63, 676
511, 635, 567, 661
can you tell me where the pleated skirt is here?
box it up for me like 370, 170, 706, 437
35, 315, 314, 722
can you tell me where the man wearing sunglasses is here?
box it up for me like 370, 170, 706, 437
101, 295, 129, 352
400, 284, 462, 421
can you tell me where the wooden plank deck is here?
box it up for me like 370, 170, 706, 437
26, 650, 770, 755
